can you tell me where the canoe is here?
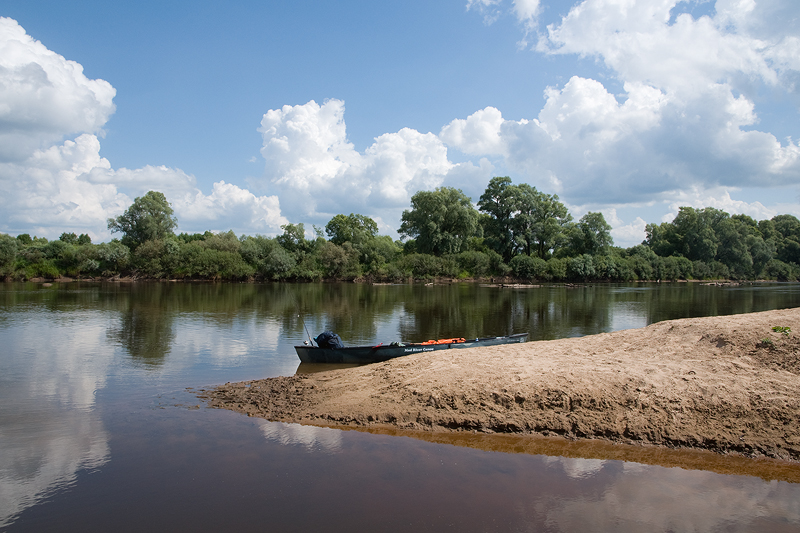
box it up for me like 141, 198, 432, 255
294, 333, 529, 364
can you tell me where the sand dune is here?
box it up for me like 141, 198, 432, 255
203, 308, 800, 461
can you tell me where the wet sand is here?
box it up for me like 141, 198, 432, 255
202, 308, 800, 462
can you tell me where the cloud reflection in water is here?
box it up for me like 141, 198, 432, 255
0, 312, 112, 527
258, 421, 342, 453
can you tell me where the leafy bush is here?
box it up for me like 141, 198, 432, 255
360, 236, 401, 272
24, 259, 61, 279
567, 254, 595, 281
546, 257, 567, 281
318, 241, 361, 280
96, 240, 131, 276
485, 250, 510, 277
763, 259, 797, 281
509, 254, 547, 280
455, 251, 490, 278
0, 234, 18, 277
397, 253, 457, 279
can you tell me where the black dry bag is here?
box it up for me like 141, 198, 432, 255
315, 331, 344, 349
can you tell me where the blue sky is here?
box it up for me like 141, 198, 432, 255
1, 0, 798, 247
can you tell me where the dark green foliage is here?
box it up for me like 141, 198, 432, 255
455, 251, 491, 278
276, 223, 307, 255
6, 182, 800, 282
177, 232, 206, 243
594, 255, 634, 281
318, 241, 361, 279
397, 253, 457, 279
325, 214, 379, 246
692, 260, 712, 280
202, 230, 241, 253
479, 177, 574, 261
642, 207, 785, 280
657, 256, 693, 281
132, 239, 170, 278
518, 185, 572, 259
174, 241, 254, 280
567, 254, 596, 281
763, 259, 797, 281
546, 257, 567, 280
0, 234, 18, 276
96, 240, 131, 276
509, 254, 547, 280
399, 187, 480, 255
478, 177, 518, 261
107, 191, 177, 250
361, 236, 401, 269
57, 232, 91, 247
486, 250, 511, 277
709, 261, 731, 279
290, 254, 324, 281
563, 212, 613, 257
239, 236, 296, 279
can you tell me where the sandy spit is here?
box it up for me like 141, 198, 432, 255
202, 308, 800, 461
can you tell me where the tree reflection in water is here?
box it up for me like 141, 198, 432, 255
107, 284, 175, 366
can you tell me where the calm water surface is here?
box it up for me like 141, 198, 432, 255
2, 281, 800, 532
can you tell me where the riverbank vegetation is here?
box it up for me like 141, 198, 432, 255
2, 183, 799, 282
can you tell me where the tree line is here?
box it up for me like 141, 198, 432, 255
1, 183, 799, 282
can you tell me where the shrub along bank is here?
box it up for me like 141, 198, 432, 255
2, 186, 799, 283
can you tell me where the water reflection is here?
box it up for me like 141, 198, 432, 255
2, 281, 800, 531
0, 296, 111, 527
546, 456, 608, 479
541, 461, 800, 532
108, 305, 175, 367
258, 420, 342, 452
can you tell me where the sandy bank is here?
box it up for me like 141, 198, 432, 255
202, 308, 800, 461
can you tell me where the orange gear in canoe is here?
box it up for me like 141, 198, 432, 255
419, 338, 466, 345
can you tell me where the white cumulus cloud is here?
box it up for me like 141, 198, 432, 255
257, 99, 457, 232
455, 0, 800, 245
0, 18, 286, 240
0, 18, 115, 162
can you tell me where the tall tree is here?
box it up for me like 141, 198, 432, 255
399, 187, 479, 255
566, 212, 613, 256
107, 191, 177, 250
477, 177, 518, 262
325, 214, 379, 246
0, 233, 18, 276
772, 214, 800, 264
523, 188, 571, 259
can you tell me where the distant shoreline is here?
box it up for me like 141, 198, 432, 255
18, 275, 766, 286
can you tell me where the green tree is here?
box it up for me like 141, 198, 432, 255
318, 241, 361, 279
325, 214, 379, 246
478, 177, 518, 262
107, 191, 178, 250
563, 212, 613, 256
399, 187, 480, 255
60, 232, 78, 244
772, 214, 800, 265
240, 235, 296, 279
96, 240, 131, 276
202, 230, 241, 253
277, 223, 311, 257
0, 233, 18, 276
674, 207, 725, 262
519, 187, 571, 259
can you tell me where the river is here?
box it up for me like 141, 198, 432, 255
2, 281, 800, 531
